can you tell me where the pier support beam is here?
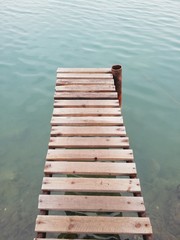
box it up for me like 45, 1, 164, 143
111, 65, 122, 106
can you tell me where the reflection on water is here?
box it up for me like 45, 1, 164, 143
0, 0, 180, 239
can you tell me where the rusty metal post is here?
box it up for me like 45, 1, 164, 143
111, 65, 122, 107
143, 234, 153, 240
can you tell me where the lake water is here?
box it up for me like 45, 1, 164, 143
0, 0, 180, 239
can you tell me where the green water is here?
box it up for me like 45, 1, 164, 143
0, 0, 180, 239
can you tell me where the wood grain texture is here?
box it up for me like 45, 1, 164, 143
42, 177, 141, 193
55, 85, 115, 92
56, 79, 114, 85
35, 239, 94, 240
38, 195, 145, 212
44, 161, 137, 176
57, 68, 111, 73
46, 149, 133, 161
56, 73, 113, 79
49, 137, 129, 148
51, 116, 123, 126
54, 100, 119, 107
53, 108, 121, 116
54, 92, 117, 99
51, 126, 126, 137
35, 216, 152, 234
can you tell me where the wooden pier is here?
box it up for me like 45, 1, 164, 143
34, 65, 153, 240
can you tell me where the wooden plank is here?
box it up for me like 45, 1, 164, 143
46, 149, 133, 161
35, 239, 92, 240
44, 162, 136, 176
56, 73, 113, 79
56, 79, 114, 85
53, 108, 121, 116
54, 100, 119, 108
51, 126, 126, 137
35, 216, 152, 234
49, 137, 129, 149
57, 68, 111, 73
35, 239, 93, 240
51, 116, 123, 126
55, 85, 115, 92
42, 177, 141, 193
38, 195, 145, 212
54, 92, 117, 99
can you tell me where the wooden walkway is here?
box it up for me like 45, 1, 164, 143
34, 65, 153, 240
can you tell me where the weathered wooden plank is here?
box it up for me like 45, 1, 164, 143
46, 149, 133, 161
57, 68, 111, 73
53, 108, 121, 116
54, 92, 117, 99
42, 177, 141, 193
35, 216, 152, 234
44, 162, 136, 176
38, 195, 145, 212
35, 239, 93, 240
51, 116, 123, 126
55, 85, 115, 92
54, 100, 119, 108
51, 126, 126, 137
56, 73, 113, 79
35, 239, 92, 240
49, 137, 129, 148
56, 79, 114, 85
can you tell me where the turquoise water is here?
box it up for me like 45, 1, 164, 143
0, 0, 180, 239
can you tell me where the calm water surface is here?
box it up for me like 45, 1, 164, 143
0, 0, 180, 239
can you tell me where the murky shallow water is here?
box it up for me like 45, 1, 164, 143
0, 0, 180, 239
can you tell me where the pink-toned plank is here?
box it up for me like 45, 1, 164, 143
56, 73, 113, 79
57, 68, 111, 73
35, 216, 152, 234
55, 85, 115, 92
38, 195, 145, 212
54, 100, 119, 108
56, 79, 114, 85
53, 108, 121, 116
54, 92, 117, 99
44, 161, 136, 176
50, 126, 126, 137
42, 177, 141, 193
51, 116, 123, 126
49, 137, 129, 148
46, 149, 133, 161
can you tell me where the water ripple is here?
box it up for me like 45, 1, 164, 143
1, 0, 180, 239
